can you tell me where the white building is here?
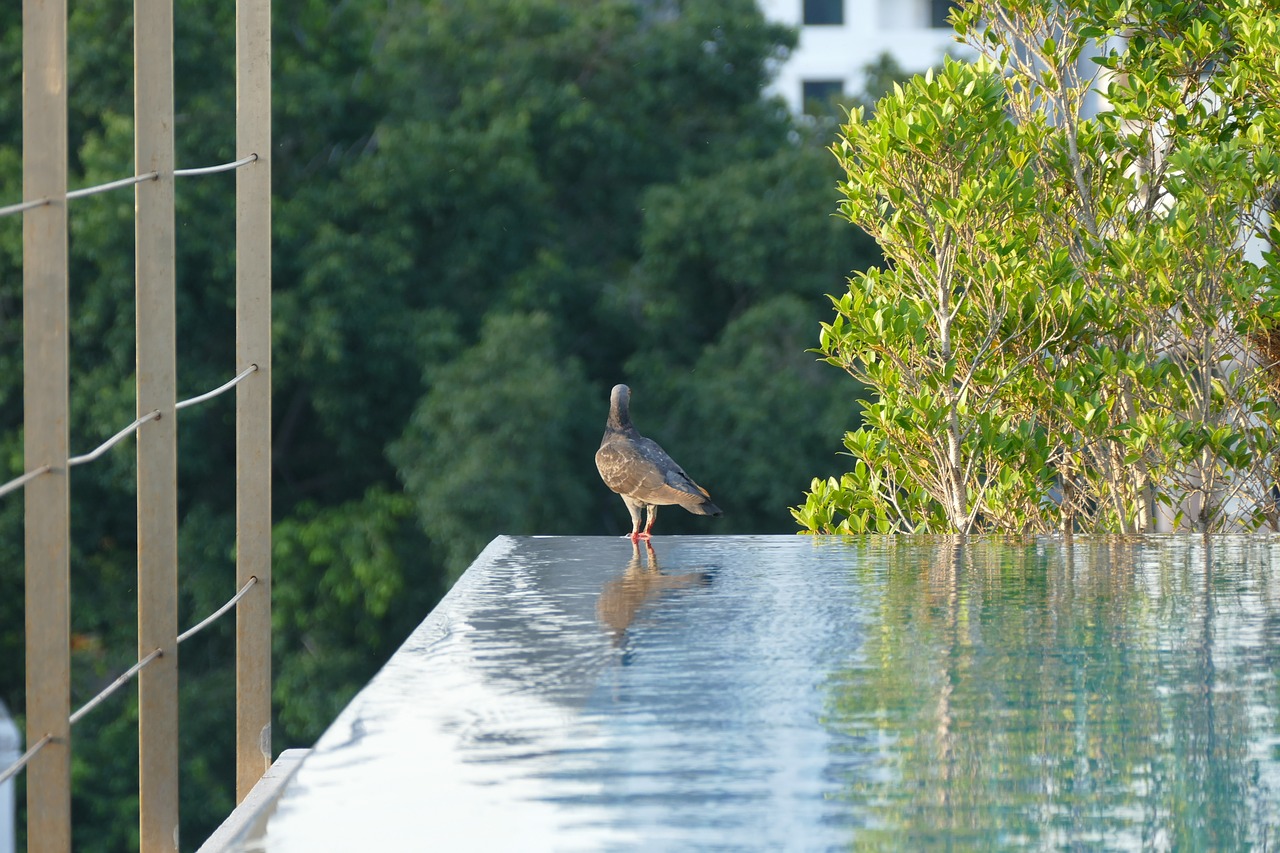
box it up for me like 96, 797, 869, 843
0, 701, 17, 853
758, 0, 967, 113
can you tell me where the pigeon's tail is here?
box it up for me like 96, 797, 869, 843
686, 499, 722, 518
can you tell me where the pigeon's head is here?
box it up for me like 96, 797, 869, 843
608, 384, 632, 428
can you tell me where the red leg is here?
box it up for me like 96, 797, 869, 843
639, 506, 656, 540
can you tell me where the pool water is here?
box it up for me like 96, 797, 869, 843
234, 535, 1280, 851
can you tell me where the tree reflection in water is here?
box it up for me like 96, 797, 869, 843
824, 536, 1280, 850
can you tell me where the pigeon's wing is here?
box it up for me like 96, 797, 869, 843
648, 441, 721, 516
632, 436, 714, 505
597, 433, 707, 506
596, 435, 663, 496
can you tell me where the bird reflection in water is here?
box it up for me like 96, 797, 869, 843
597, 540, 710, 647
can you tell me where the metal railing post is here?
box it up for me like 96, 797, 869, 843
236, 0, 273, 802
135, 0, 179, 846
9, 0, 274, 839
22, 0, 72, 846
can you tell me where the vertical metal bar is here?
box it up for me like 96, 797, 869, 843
236, 0, 273, 803
22, 0, 71, 847
136, 0, 179, 847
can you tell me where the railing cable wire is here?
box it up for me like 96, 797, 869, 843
0, 465, 51, 499
65, 171, 159, 201
67, 410, 162, 467
174, 153, 257, 178
0, 154, 260, 219
0, 364, 259, 496
178, 577, 258, 644
0, 197, 51, 217
0, 575, 261, 776
176, 364, 258, 411
0, 734, 53, 786
69, 649, 163, 726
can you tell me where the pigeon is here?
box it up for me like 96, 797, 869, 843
595, 384, 722, 541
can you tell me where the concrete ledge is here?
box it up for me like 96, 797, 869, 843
197, 749, 309, 853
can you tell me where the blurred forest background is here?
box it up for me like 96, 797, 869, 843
0, 0, 898, 847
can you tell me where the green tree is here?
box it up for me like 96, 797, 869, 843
390, 312, 597, 581
796, 0, 1280, 535
620, 139, 875, 362
636, 295, 863, 534
271, 488, 438, 739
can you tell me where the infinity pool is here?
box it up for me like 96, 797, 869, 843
228, 535, 1280, 851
